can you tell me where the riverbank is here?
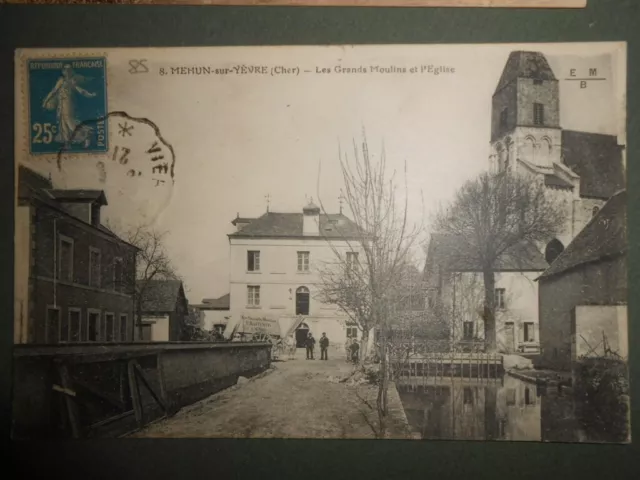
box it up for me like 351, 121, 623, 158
130, 355, 414, 439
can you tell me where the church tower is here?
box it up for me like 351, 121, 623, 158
490, 51, 563, 174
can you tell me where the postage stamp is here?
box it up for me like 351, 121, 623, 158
28, 57, 108, 154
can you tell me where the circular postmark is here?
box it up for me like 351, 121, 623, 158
52, 111, 176, 227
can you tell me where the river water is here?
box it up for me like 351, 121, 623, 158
397, 374, 628, 443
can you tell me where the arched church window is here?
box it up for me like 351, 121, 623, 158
539, 137, 552, 162
523, 137, 536, 163
545, 239, 564, 265
592, 206, 600, 217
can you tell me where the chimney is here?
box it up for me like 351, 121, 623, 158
303, 200, 320, 236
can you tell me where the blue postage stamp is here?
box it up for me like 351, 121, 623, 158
28, 57, 108, 154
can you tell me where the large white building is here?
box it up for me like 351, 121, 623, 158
425, 51, 625, 354
227, 201, 368, 351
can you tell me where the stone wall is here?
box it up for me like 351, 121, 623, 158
11, 342, 271, 439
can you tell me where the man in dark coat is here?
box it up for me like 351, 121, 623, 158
349, 339, 360, 364
319, 333, 330, 360
306, 332, 316, 360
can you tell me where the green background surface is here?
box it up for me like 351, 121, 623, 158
1, 1, 639, 478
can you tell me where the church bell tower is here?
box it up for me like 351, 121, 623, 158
490, 51, 562, 174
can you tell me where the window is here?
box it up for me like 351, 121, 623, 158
346, 251, 359, 266
506, 388, 516, 406
60, 308, 70, 343
533, 78, 543, 85
525, 387, 534, 405
105, 313, 115, 342
46, 307, 60, 344
346, 327, 358, 338
59, 235, 74, 282
499, 108, 508, 129
463, 387, 474, 405
495, 288, 506, 310
295, 286, 310, 316
545, 239, 565, 265
119, 314, 128, 342
524, 322, 535, 342
247, 285, 261, 307
463, 321, 474, 339
89, 247, 101, 288
113, 258, 123, 293
297, 251, 310, 272
592, 206, 600, 217
69, 308, 81, 343
87, 311, 100, 342
247, 250, 260, 272
533, 103, 544, 125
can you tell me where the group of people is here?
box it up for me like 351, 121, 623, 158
303, 332, 330, 360
299, 332, 360, 364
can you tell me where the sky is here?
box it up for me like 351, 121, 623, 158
16, 42, 626, 303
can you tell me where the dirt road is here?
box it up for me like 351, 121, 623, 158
131, 353, 411, 439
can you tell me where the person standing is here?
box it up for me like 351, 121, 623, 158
349, 338, 360, 364
306, 332, 316, 360
319, 332, 329, 360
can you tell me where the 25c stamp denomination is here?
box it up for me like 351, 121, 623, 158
28, 57, 108, 155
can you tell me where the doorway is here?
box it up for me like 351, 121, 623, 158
295, 322, 310, 348
296, 286, 310, 315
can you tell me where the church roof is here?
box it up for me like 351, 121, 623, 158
424, 233, 548, 282
544, 173, 574, 190
539, 190, 626, 279
561, 130, 625, 199
228, 212, 362, 239
494, 51, 557, 94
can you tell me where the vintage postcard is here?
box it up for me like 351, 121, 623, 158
13, 43, 627, 442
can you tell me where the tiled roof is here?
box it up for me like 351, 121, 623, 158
138, 279, 187, 313
48, 189, 108, 205
544, 174, 574, 190
18, 166, 137, 249
231, 216, 256, 226
495, 51, 557, 93
228, 212, 363, 239
200, 293, 230, 309
561, 130, 625, 199
539, 190, 626, 279
425, 233, 548, 278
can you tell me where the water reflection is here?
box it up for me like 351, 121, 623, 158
398, 375, 542, 441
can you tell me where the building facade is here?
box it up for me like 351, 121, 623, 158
138, 279, 189, 342
227, 201, 368, 350
15, 166, 137, 345
537, 191, 627, 371
425, 234, 545, 353
424, 51, 625, 354
489, 51, 625, 262
197, 293, 231, 334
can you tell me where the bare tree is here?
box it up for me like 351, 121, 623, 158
317, 133, 422, 437
107, 222, 181, 340
432, 170, 566, 351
